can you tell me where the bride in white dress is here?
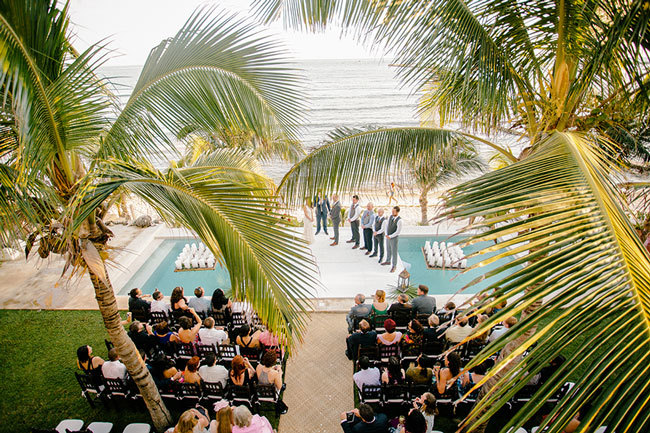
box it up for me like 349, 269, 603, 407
303, 201, 315, 244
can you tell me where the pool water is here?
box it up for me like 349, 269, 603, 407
120, 239, 231, 296
398, 235, 516, 295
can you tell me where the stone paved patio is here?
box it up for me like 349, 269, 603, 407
278, 313, 352, 432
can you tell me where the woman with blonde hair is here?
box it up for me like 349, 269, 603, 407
371, 289, 388, 316
166, 408, 216, 433
215, 406, 234, 433
231, 405, 273, 433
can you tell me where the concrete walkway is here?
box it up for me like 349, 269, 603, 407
278, 313, 353, 432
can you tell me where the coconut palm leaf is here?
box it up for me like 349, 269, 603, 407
71, 153, 319, 346
103, 6, 307, 162
278, 126, 492, 205
437, 132, 650, 433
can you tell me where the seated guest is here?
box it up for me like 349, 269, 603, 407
235, 324, 262, 349
377, 318, 402, 346
102, 348, 128, 380
472, 314, 491, 343
211, 288, 232, 313
170, 286, 193, 319
423, 315, 444, 340
401, 319, 424, 354
214, 406, 233, 432
370, 289, 388, 316
436, 301, 456, 323
198, 353, 228, 386
150, 354, 182, 386
339, 404, 388, 433
150, 289, 171, 314
353, 356, 381, 390
493, 299, 507, 315
199, 317, 228, 346
346, 294, 372, 333
411, 285, 436, 316
183, 356, 202, 384
488, 316, 518, 342
413, 392, 438, 432
346, 320, 377, 360
229, 355, 255, 387
432, 352, 462, 396
188, 286, 211, 316
256, 350, 283, 391
406, 355, 433, 384
381, 356, 405, 385
128, 288, 151, 314
445, 316, 474, 343
155, 321, 180, 345
258, 327, 281, 348
404, 410, 427, 433
165, 408, 216, 433
388, 293, 412, 325
128, 320, 156, 355
76, 345, 104, 381
232, 405, 274, 433
178, 309, 202, 343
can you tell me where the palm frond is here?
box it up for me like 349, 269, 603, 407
278, 126, 481, 206
103, 6, 307, 162
70, 154, 319, 346
439, 132, 650, 433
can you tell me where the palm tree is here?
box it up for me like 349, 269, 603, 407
0, 2, 318, 429
253, 0, 650, 432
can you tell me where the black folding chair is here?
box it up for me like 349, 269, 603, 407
202, 381, 227, 406
75, 372, 106, 408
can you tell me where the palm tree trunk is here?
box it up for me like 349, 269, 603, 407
87, 262, 173, 431
419, 187, 430, 225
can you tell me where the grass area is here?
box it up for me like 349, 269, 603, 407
0, 310, 279, 433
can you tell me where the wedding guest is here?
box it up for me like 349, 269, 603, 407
199, 317, 228, 346
488, 316, 518, 342
211, 288, 233, 314
170, 287, 192, 319
232, 405, 274, 433
102, 348, 128, 380
188, 286, 211, 315
346, 195, 361, 249
411, 285, 436, 316
445, 316, 475, 343
128, 288, 151, 313
178, 309, 202, 343
235, 324, 262, 349
406, 355, 433, 384
128, 320, 156, 355
150, 290, 170, 313
339, 404, 388, 433
377, 319, 402, 346
353, 356, 381, 390
360, 202, 375, 254
198, 353, 228, 386
433, 353, 462, 396
388, 293, 413, 325
229, 355, 255, 387
313, 191, 330, 236
346, 320, 377, 361
256, 350, 283, 391
154, 321, 180, 346
183, 356, 202, 384
382, 356, 405, 385
370, 290, 388, 316
330, 194, 342, 246
166, 408, 216, 433
76, 345, 104, 382
346, 294, 372, 333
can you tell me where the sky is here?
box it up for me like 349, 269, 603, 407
65, 0, 381, 66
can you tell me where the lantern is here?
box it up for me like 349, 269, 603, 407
398, 269, 410, 291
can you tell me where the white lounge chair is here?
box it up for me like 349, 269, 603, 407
122, 424, 151, 433
87, 422, 114, 433
56, 420, 84, 433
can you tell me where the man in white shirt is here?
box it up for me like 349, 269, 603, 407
445, 316, 475, 343
360, 202, 376, 254
346, 195, 361, 249
370, 208, 387, 263
150, 290, 170, 314
101, 348, 128, 380
188, 286, 211, 315
381, 206, 403, 272
198, 353, 228, 386
488, 316, 518, 342
353, 356, 381, 391
198, 317, 228, 346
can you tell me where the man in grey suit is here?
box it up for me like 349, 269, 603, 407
346, 195, 361, 249
330, 194, 342, 246
411, 284, 436, 316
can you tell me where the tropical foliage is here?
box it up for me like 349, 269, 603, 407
0, 1, 318, 429
255, 0, 650, 431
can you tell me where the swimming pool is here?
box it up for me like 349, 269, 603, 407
398, 235, 516, 295
120, 238, 231, 296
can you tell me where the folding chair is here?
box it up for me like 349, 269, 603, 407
75, 372, 106, 408
148, 311, 168, 325
359, 384, 383, 407
231, 311, 247, 327
202, 381, 227, 406
373, 314, 389, 332
239, 346, 261, 367
178, 382, 202, 405
86, 422, 113, 433
218, 344, 238, 364
229, 384, 256, 410
121, 424, 150, 433
55, 420, 84, 433
378, 344, 400, 365
211, 311, 230, 327
196, 343, 218, 361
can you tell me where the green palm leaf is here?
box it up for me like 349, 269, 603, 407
103, 6, 307, 162
72, 152, 319, 346
440, 132, 650, 433
278, 126, 486, 205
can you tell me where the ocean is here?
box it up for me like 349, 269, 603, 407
100, 59, 421, 181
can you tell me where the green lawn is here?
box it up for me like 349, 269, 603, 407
0, 310, 279, 433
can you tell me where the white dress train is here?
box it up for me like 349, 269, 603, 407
303, 206, 315, 244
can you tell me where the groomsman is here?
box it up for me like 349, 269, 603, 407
370, 208, 387, 263
313, 191, 330, 235
381, 206, 403, 273
329, 194, 342, 246
360, 202, 375, 255
346, 195, 361, 249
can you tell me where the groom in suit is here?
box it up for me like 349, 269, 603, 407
330, 194, 342, 246
313, 191, 330, 235
347, 195, 361, 249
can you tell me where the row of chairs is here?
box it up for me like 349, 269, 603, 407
353, 309, 461, 334
166, 340, 284, 369
32, 419, 149, 433
76, 372, 282, 415
134, 308, 255, 330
